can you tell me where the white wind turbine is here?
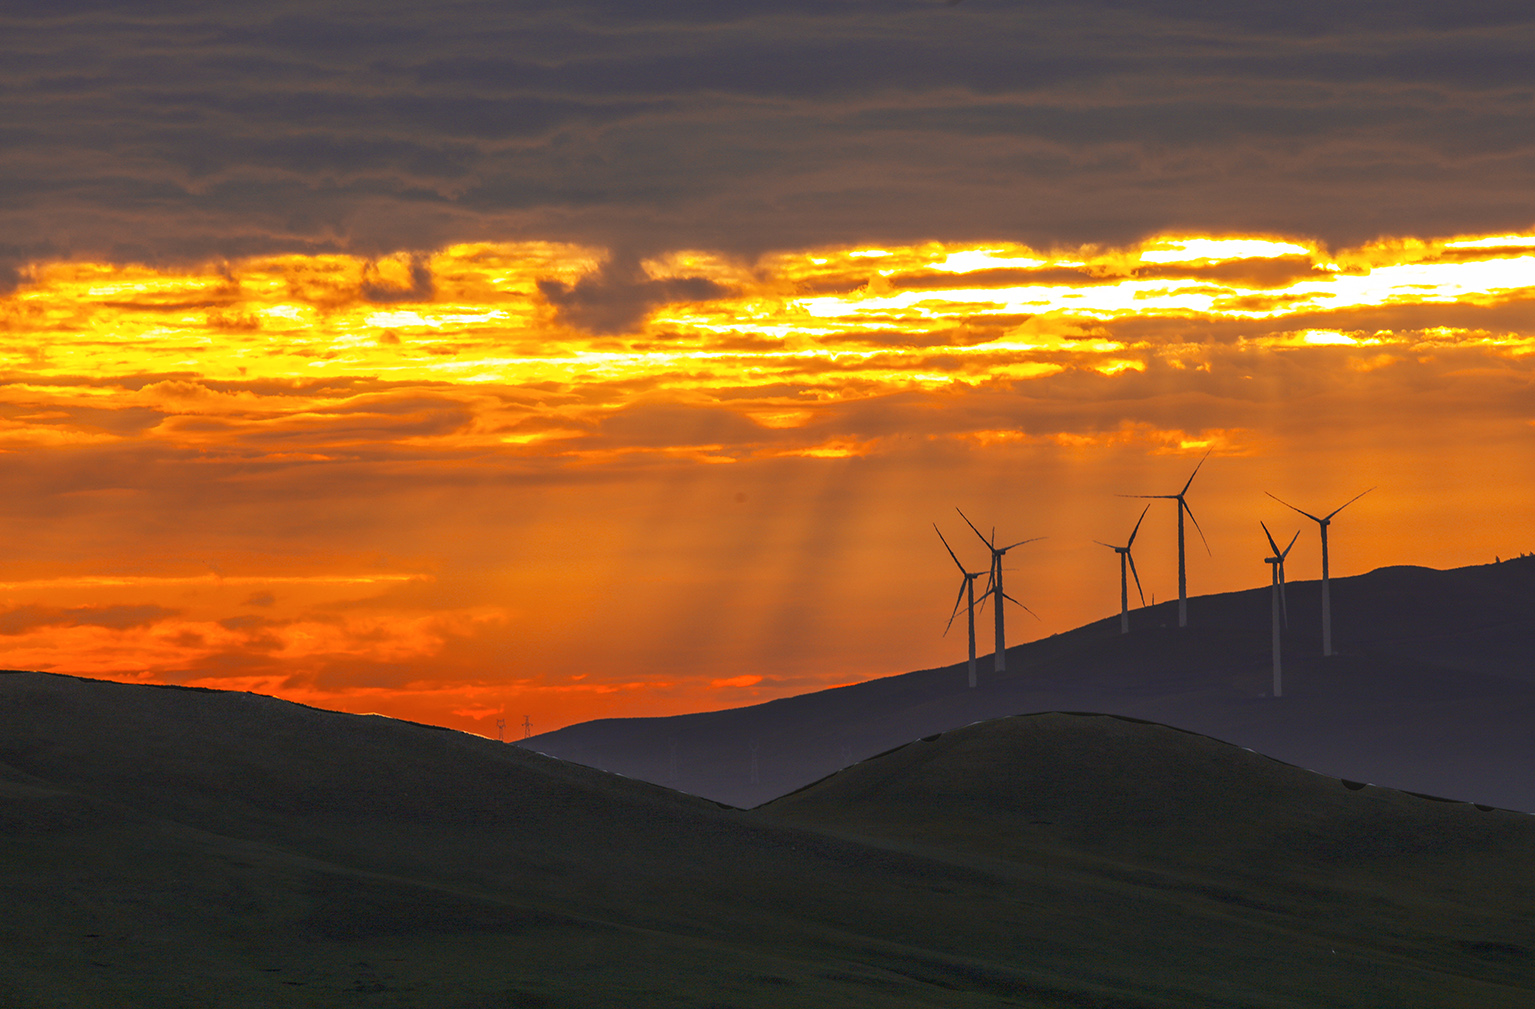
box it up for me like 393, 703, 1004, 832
1123, 449, 1212, 628
935, 524, 993, 688
1262, 521, 1300, 698
1095, 504, 1150, 634
957, 508, 1043, 673
1265, 488, 1373, 657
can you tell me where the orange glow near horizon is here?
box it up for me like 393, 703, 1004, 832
1, 230, 1532, 735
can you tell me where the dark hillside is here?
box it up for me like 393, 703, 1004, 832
763, 713, 1535, 1001
766, 712, 1528, 874
3, 672, 1534, 1007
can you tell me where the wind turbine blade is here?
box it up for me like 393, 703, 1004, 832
1179, 447, 1212, 496
1127, 552, 1145, 606
956, 508, 993, 549
1184, 499, 1212, 555
934, 524, 967, 574
1261, 521, 1282, 557
943, 579, 968, 636
1002, 591, 1040, 620
1127, 503, 1151, 547
973, 583, 995, 622
1265, 491, 1323, 524
1281, 529, 1300, 559
1092, 539, 1120, 551
1323, 486, 1375, 521
999, 536, 1045, 553
1118, 493, 1176, 500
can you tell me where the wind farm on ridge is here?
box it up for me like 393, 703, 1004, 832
933, 451, 1376, 693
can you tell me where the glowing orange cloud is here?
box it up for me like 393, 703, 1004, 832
0, 229, 1531, 734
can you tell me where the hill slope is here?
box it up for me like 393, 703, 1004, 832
525, 558, 1535, 809
3, 671, 1534, 1007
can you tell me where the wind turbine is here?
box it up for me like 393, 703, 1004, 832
957, 508, 1042, 673
1095, 504, 1150, 634
1123, 449, 1211, 628
1262, 521, 1299, 698
935, 524, 992, 688
1266, 488, 1373, 657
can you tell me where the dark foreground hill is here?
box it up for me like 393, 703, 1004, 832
2, 671, 1533, 1007
525, 557, 1535, 810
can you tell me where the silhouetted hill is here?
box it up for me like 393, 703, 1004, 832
3, 672, 1533, 1006
768, 712, 1519, 871
525, 557, 1535, 810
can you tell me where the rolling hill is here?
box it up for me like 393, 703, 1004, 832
2, 670, 1533, 1006
525, 557, 1535, 810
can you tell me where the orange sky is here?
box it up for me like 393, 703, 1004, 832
2, 230, 1532, 735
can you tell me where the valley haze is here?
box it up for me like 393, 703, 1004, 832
528, 557, 1535, 813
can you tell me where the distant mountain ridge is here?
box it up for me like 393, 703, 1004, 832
525, 557, 1535, 810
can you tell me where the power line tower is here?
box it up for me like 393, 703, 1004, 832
496, 718, 505, 742
522, 715, 531, 739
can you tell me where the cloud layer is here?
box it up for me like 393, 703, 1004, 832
4, 0, 1535, 286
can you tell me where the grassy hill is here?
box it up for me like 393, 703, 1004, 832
525, 557, 1535, 810
3, 670, 1534, 1006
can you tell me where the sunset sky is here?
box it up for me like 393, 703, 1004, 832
2, 1, 1532, 735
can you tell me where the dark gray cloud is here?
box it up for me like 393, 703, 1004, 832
0, 603, 178, 635
538, 255, 730, 333
2, 0, 1534, 286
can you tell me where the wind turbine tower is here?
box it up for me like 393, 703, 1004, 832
1124, 449, 1211, 627
935, 524, 992, 687
1266, 488, 1372, 657
957, 508, 1042, 673
1262, 522, 1299, 698
1095, 504, 1149, 634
